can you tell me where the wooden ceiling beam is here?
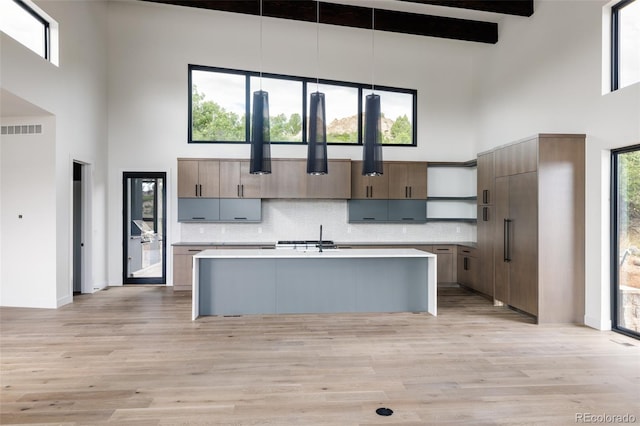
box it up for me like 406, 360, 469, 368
141, 0, 498, 44
398, 0, 534, 17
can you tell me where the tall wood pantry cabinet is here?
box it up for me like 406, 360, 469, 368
481, 134, 585, 324
476, 152, 495, 298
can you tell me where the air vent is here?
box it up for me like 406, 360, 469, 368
1, 124, 42, 135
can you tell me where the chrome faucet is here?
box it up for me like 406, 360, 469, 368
318, 224, 323, 252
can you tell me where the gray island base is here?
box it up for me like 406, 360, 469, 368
192, 248, 437, 319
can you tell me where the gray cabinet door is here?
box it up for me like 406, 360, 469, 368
178, 198, 220, 222
219, 199, 261, 222
388, 200, 427, 222
348, 200, 389, 222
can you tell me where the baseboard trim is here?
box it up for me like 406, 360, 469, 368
584, 315, 611, 330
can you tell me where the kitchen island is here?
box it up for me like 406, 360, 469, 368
192, 248, 437, 319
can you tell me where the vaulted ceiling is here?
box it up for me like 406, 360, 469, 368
141, 0, 534, 44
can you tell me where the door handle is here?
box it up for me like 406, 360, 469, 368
504, 219, 512, 262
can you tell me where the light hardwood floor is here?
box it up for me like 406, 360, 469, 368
1, 285, 638, 425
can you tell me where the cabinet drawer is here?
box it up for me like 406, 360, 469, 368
348, 199, 388, 222
177, 198, 220, 222
219, 199, 261, 222
173, 246, 212, 256
457, 246, 477, 257
430, 245, 454, 254
387, 200, 427, 222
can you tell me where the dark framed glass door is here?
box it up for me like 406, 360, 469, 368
612, 145, 640, 338
123, 172, 166, 284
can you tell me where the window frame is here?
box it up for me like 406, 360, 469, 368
611, 0, 638, 91
610, 143, 640, 339
188, 64, 418, 147
5, 0, 50, 60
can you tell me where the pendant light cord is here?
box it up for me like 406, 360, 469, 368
371, 7, 375, 93
260, 0, 263, 90
316, 0, 320, 92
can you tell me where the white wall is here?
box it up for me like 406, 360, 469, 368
472, 0, 640, 329
0, 116, 56, 308
0, 1, 109, 308
106, 1, 481, 285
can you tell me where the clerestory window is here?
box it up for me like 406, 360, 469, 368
612, 0, 640, 90
189, 65, 417, 146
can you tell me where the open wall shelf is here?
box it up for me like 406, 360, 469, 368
427, 162, 477, 222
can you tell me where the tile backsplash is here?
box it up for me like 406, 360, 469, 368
179, 199, 476, 243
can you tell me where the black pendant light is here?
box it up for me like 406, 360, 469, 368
362, 7, 383, 176
362, 93, 383, 176
307, 1, 328, 175
250, 0, 271, 175
250, 90, 271, 174
307, 92, 328, 174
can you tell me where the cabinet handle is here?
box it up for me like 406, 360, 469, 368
409, 187, 412, 198
199, 184, 202, 197
483, 206, 489, 221
241, 185, 244, 197
483, 189, 489, 204
237, 185, 240, 197
363, 217, 376, 220
504, 219, 512, 262
195, 184, 198, 197
464, 257, 469, 270
234, 217, 247, 220
370, 186, 373, 198
192, 217, 205, 220
402, 218, 414, 221
188, 249, 202, 252
405, 186, 408, 198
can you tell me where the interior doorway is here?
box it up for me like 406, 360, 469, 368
73, 162, 83, 294
612, 144, 640, 339
72, 161, 92, 295
123, 172, 166, 284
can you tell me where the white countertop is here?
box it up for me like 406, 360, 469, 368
194, 248, 436, 259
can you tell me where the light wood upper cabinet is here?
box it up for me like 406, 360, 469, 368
351, 161, 389, 199
267, 160, 307, 199
477, 152, 495, 205
219, 160, 264, 198
387, 162, 428, 199
177, 159, 220, 198
305, 160, 351, 199
494, 137, 538, 177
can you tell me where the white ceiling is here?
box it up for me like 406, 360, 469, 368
0, 88, 51, 118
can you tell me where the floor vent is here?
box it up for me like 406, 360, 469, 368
1, 124, 43, 135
